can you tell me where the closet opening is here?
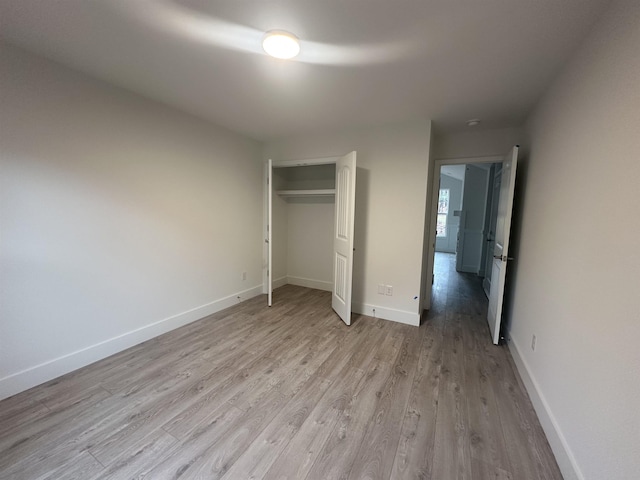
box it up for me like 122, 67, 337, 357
265, 152, 357, 325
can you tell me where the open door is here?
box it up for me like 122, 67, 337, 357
332, 151, 357, 325
487, 146, 518, 344
267, 158, 273, 306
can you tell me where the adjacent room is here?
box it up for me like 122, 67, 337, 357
1, 1, 638, 479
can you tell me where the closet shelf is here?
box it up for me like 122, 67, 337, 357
276, 189, 336, 197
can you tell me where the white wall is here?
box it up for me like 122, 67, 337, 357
285, 199, 334, 291
0, 43, 263, 400
506, 1, 640, 479
435, 173, 463, 253
265, 120, 432, 325
433, 126, 524, 159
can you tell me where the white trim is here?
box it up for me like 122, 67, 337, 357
267, 158, 273, 306
0, 285, 263, 401
425, 154, 506, 311
287, 276, 333, 292
271, 277, 420, 326
272, 156, 340, 168
352, 303, 420, 326
276, 189, 335, 197
272, 275, 288, 289
508, 336, 584, 480
435, 154, 504, 165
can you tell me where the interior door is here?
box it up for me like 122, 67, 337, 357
482, 164, 502, 297
332, 151, 357, 325
267, 158, 273, 306
487, 146, 518, 344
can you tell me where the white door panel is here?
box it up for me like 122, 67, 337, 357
332, 151, 357, 325
487, 146, 518, 344
267, 159, 273, 307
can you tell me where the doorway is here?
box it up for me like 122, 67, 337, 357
265, 152, 357, 326
433, 159, 503, 299
424, 147, 519, 344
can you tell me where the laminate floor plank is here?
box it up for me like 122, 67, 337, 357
217, 374, 334, 480
0, 398, 50, 436
0, 387, 116, 467
30, 309, 249, 405
0, 255, 562, 480
88, 429, 178, 480
390, 317, 444, 479
489, 348, 564, 480
90, 321, 326, 465
303, 358, 395, 480
464, 351, 513, 478
431, 313, 473, 480
34, 451, 104, 480
263, 320, 388, 480
158, 321, 327, 440
135, 404, 247, 479
347, 329, 422, 480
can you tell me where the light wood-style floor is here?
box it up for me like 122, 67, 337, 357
0, 253, 563, 480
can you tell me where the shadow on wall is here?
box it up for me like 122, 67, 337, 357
352, 166, 370, 306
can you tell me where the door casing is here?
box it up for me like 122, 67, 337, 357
424, 154, 504, 311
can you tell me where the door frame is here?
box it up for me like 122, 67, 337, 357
424, 155, 503, 310
263, 154, 347, 306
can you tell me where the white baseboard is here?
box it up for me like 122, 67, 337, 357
352, 302, 420, 326
508, 336, 583, 480
269, 277, 419, 326
287, 276, 333, 292
0, 285, 263, 401
272, 276, 288, 289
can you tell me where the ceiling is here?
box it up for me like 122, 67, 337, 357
0, 0, 610, 140
441, 165, 466, 181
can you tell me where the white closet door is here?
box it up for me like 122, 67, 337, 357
267, 158, 273, 306
487, 146, 518, 344
332, 151, 357, 325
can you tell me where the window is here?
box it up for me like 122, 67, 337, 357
437, 188, 449, 237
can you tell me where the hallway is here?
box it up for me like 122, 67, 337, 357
425, 252, 562, 479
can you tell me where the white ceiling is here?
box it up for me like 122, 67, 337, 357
0, 0, 610, 140
441, 165, 466, 181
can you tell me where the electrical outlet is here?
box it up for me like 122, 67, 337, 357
378, 284, 385, 294
241, 271, 247, 281
531, 334, 537, 351
385, 285, 393, 296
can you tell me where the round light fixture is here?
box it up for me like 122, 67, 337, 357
466, 118, 481, 127
262, 30, 300, 59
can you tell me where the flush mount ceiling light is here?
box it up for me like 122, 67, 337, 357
262, 30, 300, 59
466, 118, 481, 127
